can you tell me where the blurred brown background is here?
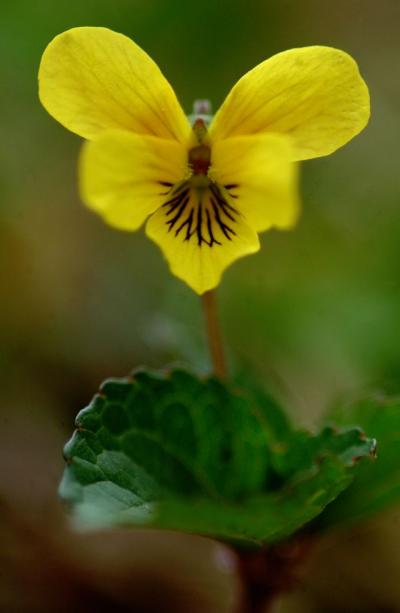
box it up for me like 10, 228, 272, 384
1, 0, 400, 611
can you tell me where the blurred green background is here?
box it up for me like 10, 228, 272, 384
1, 1, 399, 611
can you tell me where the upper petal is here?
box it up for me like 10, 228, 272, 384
39, 27, 191, 143
209, 46, 370, 161
210, 134, 299, 232
80, 130, 188, 231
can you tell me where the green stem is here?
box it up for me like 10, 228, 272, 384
201, 290, 227, 379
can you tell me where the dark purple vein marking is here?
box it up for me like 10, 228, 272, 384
162, 181, 240, 248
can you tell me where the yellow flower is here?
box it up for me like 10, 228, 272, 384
38, 27, 370, 294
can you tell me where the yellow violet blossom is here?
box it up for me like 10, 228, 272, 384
39, 27, 370, 294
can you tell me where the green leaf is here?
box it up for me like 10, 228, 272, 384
60, 369, 376, 546
317, 394, 400, 528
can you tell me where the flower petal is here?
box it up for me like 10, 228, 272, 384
39, 27, 190, 143
209, 46, 370, 161
146, 189, 260, 294
210, 134, 299, 232
80, 130, 188, 231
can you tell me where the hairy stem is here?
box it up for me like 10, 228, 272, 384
201, 290, 227, 379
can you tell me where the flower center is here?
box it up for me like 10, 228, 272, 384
189, 144, 211, 175
188, 116, 211, 187
158, 109, 240, 249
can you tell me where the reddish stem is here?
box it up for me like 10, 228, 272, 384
236, 536, 315, 612
201, 290, 227, 379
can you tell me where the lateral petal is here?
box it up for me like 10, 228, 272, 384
210, 134, 299, 232
80, 130, 188, 231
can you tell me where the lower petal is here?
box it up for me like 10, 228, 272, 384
146, 189, 260, 294
80, 130, 188, 230
210, 134, 299, 232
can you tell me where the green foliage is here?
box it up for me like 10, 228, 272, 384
317, 394, 400, 528
60, 369, 376, 546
